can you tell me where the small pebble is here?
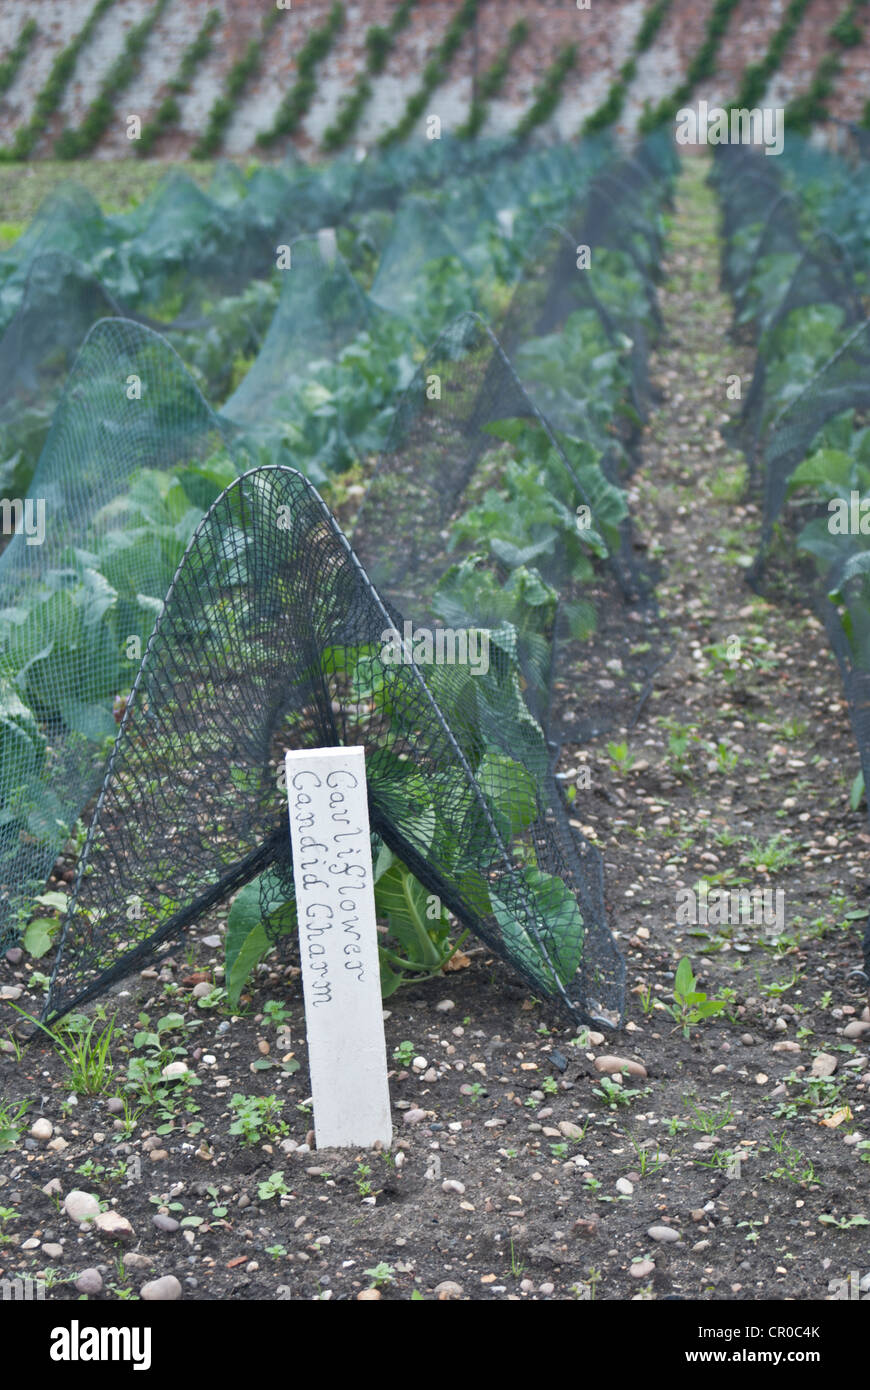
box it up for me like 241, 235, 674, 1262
811, 1053, 837, 1078
140, 1275, 182, 1301
630, 1260, 655, 1279
64, 1191, 100, 1223
616, 1178, 634, 1196
594, 1055, 647, 1078
123, 1254, 153, 1272
434, 1280, 463, 1299
30, 1118, 52, 1142
93, 1211, 134, 1241
558, 1121, 585, 1141
152, 1215, 179, 1233
844, 1021, 870, 1039
442, 1179, 466, 1195
648, 1225, 680, 1243
75, 1268, 103, 1296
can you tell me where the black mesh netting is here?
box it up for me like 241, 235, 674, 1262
756, 320, 870, 551
0, 318, 230, 957
713, 142, 870, 975
0, 132, 679, 1032
45, 458, 622, 1029
351, 306, 663, 749
751, 322, 870, 978
0, 137, 611, 500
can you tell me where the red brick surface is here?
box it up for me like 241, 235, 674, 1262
0, 0, 868, 154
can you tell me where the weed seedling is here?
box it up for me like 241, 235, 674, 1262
607, 741, 636, 775
764, 1132, 818, 1185
229, 1093, 288, 1146
364, 1262, 395, 1289
668, 957, 727, 1038
392, 1040, 415, 1067
0, 1206, 19, 1244
818, 1214, 869, 1231
355, 1162, 374, 1198
0, 1098, 30, 1152
742, 834, 796, 874
686, 1094, 734, 1133
592, 1075, 644, 1109
257, 1171, 290, 1202
205, 1186, 228, 1219
263, 999, 291, 1028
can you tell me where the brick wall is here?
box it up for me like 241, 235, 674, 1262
0, 0, 868, 156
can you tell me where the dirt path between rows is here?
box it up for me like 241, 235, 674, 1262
555, 152, 870, 1298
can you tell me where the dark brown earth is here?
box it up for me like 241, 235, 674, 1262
1, 158, 869, 1304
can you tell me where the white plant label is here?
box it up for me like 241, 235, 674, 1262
284, 746, 392, 1149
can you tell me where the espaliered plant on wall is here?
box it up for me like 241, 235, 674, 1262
0, 0, 116, 161
0, 18, 37, 100
638, 0, 742, 132
378, 0, 480, 147
514, 42, 577, 140
136, 8, 221, 157
457, 17, 529, 139
321, 0, 416, 151
582, 0, 672, 135
54, 0, 172, 159
255, 2, 345, 147
191, 7, 283, 159
730, 0, 813, 111
786, 0, 868, 132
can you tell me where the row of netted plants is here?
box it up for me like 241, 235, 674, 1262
220, 139, 620, 487
0, 136, 609, 970
210, 131, 679, 1018
10, 134, 676, 1034
0, 133, 606, 499
710, 138, 870, 982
